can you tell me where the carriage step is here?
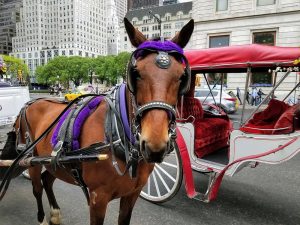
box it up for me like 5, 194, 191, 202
193, 192, 210, 203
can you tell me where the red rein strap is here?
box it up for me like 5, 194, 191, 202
208, 137, 298, 201
176, 128, 197, 198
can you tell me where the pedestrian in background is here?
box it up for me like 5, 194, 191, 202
236, 87, 242, 105
251, 87, 258, 106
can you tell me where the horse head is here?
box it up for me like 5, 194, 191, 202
124, 18, 194, 163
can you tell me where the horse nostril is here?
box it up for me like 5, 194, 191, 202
141, 141, 167, 163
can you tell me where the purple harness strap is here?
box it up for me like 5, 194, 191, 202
51, 109, 71, 147
51, 96, 104, 150
72, 96, 104, 150
119, 83, 135, 144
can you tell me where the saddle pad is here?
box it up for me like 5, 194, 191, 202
51, 96, 104, 151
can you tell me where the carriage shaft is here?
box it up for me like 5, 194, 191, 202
0, 154, 108, 167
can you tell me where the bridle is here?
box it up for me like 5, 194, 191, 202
126, 41, 191, 161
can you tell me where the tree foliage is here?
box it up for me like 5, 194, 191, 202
35, 52, 131, 87
0, 54, 29, 82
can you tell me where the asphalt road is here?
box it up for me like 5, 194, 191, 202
0, 97, 300, 225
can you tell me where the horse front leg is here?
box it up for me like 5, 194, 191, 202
41, 170, 61, 225
29, 165, 48, 225
89, 188, 111, 225
118, 190, 141, 225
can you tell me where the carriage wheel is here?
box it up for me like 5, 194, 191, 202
140, 143, 183, 203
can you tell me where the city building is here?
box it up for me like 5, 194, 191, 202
191, 0, 300, 96
107, 0, 120, 55
163, 0, 178, 5
115, 0, 127, 25
10, 0, 108, 78
128, 0, 162, 10
0, 0, 22, 55
120, 1, 193, 52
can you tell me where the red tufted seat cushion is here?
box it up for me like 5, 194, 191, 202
177, 97, 230, 158
273, 104, 300, 134
177, 97, 203, 119
194, 118, 230, 158
240, 99, 291, 134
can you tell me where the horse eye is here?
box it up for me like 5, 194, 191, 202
132, 68, 141, 80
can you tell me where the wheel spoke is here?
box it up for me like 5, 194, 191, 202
161, 161, 177, 168
147, 175, 151, 195
156, 164, 176, 182
154, 167, 170, 192
152, 171, 161, 197
140, 144, 182, 203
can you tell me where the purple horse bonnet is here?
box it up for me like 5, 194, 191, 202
136, 40, 184, 55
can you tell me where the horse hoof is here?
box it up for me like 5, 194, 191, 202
39, 217, 49, 225
50, 207, 61, 225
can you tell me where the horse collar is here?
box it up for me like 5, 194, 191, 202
155, 51, 171, 69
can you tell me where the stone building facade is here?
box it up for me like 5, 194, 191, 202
10, 0, 108, 78
120, 1, 193, 52
191, 0, 300, 96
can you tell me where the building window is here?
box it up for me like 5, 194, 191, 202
208, 35, 230, 85
253, 31, 276, 46
209, 35, 230, 48
257, 0, 276, 6
251, 31, 276, 86
216, 0, 228, 11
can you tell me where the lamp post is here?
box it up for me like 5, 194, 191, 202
89, 69, 93, 85
149, 10, 161, 37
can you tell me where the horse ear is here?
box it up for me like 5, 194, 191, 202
171, 19, 194, 48
124, 17, 147, 48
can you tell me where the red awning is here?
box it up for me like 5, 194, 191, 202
185, 44, 300, 73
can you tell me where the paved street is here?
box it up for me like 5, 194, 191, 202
0, 96, 300, 225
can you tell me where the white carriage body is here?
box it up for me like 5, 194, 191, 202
177, 123, 300, 177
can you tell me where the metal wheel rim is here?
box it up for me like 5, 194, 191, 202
140, 146, 182, 203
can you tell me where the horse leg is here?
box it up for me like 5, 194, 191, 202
41, 170, 61, 225
89, 189, 111, 225
118, 190, 141, 225
29, 165, 48, 225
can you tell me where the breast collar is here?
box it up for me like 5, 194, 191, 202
104, 83, 142, 177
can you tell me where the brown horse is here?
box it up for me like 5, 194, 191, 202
0, 18, 194, 225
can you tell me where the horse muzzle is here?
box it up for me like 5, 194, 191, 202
140, 140, 169, 163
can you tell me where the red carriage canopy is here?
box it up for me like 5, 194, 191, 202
185, 44, 300, 73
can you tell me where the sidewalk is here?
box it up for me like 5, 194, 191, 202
238, 103, 268, 110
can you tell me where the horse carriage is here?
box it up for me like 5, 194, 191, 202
140, 44, 300, 203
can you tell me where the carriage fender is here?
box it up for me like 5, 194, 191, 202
176, 128, 197, 198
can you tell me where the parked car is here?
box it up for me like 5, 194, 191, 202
194, 88, 238, 114
0, 81, 12, 87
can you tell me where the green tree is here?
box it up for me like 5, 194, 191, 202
35, 52, 131, 87
115, 52, 131, 79
0, 54, 29, 83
